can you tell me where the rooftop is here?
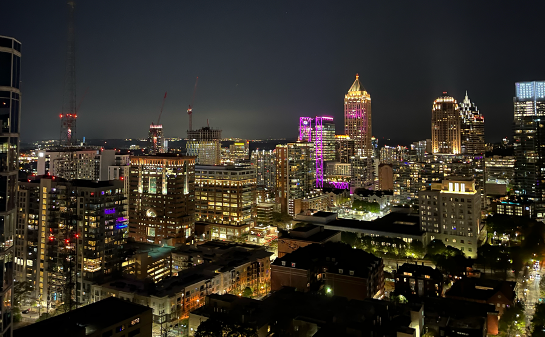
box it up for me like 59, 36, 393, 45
396, 263, 443, 280
14, 297, 151, 337
325, 212, 422, 236
446, 278, 516, 302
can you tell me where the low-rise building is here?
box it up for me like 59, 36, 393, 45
256, 202, 274, 226
277, 224, 341, 258
122, 240, 175, 283
272, 242, 384, 300
93, 243, 272, 322
445, 278, 516, 316
15, 297, 152, 337
395, 263, 443, 299
353, 189, 394, 210
189, 287, 423, 337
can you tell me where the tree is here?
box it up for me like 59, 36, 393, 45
407, 240, 426, 259
13, 281, 33, 307
500, 302, 525, 336
195, 317, 258, 337
426, 239, 447, 256
532, 302, 545, 337
352, 200, 380, 213
241, 287, 253, 298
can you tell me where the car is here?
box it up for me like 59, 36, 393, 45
21, 309, 30, 314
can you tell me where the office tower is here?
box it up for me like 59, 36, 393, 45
431, 92, 461, 154
344, 74, 372, 157
298, 117, 313, 142
16, 177, 127, 307
228, 140, 249, 161
315, 118, 335, 162
0, 35, 20, 336
148, 123, 164, 155
129, 155, 195, 245
513, 81, 545, 216
194, 165, 256, 239
335, 135, 355, 163
459, 92, 485, 154
419, 178, 480, 258
251, 149, 276, 198
371, 136, 379, 159
380, 146, 404, 164
410, 139, 431, 162
275, 143, 315, 215
485, 155, 515, 185
186, 126, 222, 165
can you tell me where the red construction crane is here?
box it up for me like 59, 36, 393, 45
157, 91, 167, 125
187, 77, 198, 131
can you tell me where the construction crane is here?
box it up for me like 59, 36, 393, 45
156, 91, 167, 124
187, 77, 199, 131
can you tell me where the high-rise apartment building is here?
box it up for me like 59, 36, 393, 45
335, 135, 355, 163
16, 177, 127, 306
431, 92, 461, 154
459, 92, 485, 155
513, 81, 545, 216
37, 148, 128, 182
275, 142, 315, 215
419, 178, 480, 258
251, 149, 276, 198
195, 165, 256, 231
315, 118, 336, 162
148, 123, 164, 155
129, 155, 195, 245
344, 74, 372, 157
298, 117, 336, 188
186, 127, 222, 165
0, 35, 21, 336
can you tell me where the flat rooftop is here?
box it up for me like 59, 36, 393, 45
14, 297, 151, 337
325, 212, 422, 236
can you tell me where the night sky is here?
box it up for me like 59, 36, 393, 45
3, 1, 545, 143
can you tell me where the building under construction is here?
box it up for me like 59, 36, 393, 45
186, 127, 222, 165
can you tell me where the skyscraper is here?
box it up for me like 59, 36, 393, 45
0, 35, 20, 336
431, 92, 461, 154
513, 81, 545, 216
459, 92, 485, 155
129, 155, 195, 244
186, 126, 222, 165
148, 123, 164, 155
275, 143, 315, 215
344, 74, 372, 157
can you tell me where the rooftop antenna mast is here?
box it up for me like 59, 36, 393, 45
187, 77, 198, 131
60, 0, 77, 147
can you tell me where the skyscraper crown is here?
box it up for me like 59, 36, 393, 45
348, 73, 366, 92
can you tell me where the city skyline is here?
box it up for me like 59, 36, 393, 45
3, 1, 545, 142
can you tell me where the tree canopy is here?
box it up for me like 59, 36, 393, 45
195, 317, 258, 337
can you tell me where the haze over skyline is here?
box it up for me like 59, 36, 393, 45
3, 1, 545, 143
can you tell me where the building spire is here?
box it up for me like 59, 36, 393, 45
348, 73, 365, 92
463, 90, 470, 104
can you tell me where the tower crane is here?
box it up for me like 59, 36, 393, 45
187, 77, 198, 131
156, 91, 167, 125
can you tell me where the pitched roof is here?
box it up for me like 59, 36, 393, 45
348, 74, 365, 92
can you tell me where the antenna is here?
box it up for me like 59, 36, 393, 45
60, 0, 77, 146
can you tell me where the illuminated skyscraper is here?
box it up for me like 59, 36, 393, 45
148, 123, 164, 155
0, 34, 21, 336
460, 92, 485, 154
129, 155, 195, 245
344, 74, 372, 157
431, 92, 461, 154
275, 143, 315, 215
513, 81, 545, 216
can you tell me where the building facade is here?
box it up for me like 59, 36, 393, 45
129, 155, 195, 245
275, 142, 315, 215
186, 127, 221, 165
432, 92, 461, 154
513, 81, 545, 217
459, 92, 485, 155
418, 178, 481, 258
194, 165, 256, 236
0, 34, 21, 337
250, 149, 276, 199
16, 177, 127, 307
148, 123, 164, 155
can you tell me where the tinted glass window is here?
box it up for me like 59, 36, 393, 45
0, 38, 11, 49
0, 53, 11, 87
12, 56, 20, 89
